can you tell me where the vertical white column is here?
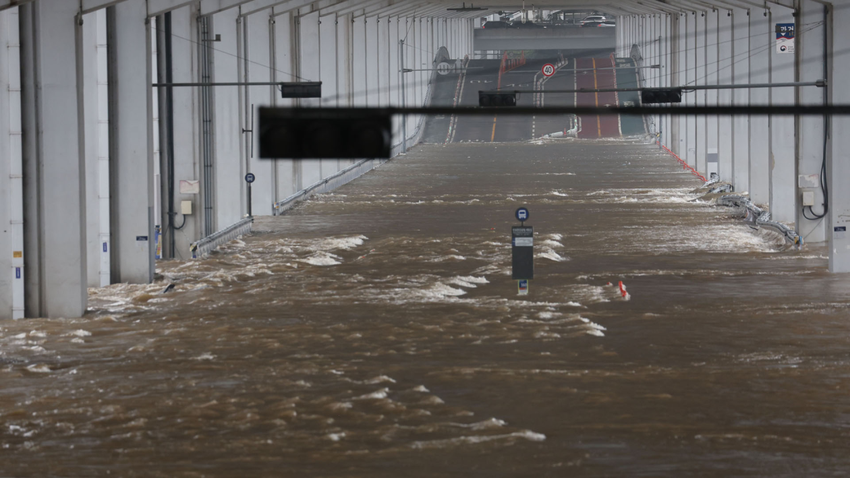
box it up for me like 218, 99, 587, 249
685, 13, 696, 167
353, 15, 367, 106
83, 11, 101, 288
0, 7, 25, 319
298, 10, 321, 186
366, 15, 379, 107
731, 8, 750, 191
213, 8, 246, 225
319, 11, 338, 174
245, 10, 275, 215
695, 12, 707, 174
748, 9, 770, 206
20, 0, 87, 317
717, 9, 733, 182
769, 6, 796, 223
675, 14, 687, 157
271, 10, 297, 201
829, 3, 850, 271
107, 0, 154, 283
796, 0, 828, 243
704, 10, 718, 181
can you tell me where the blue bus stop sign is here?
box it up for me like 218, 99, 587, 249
515, 207, 529, 222
245, 173, 256, 183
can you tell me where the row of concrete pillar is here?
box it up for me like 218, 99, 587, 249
616, 0, 849, 272
0, 0, 474, 319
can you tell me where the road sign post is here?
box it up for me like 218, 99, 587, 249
245, 173, 255, 217
512, 207, 533, 294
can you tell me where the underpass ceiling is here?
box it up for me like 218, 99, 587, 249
0, 0, 795, 16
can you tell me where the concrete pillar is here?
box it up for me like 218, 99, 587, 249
82, 11, 105, 288
674, 13, 685, 157
680, 12, 698, 168
366, 15, 379, 107
748, 8, 770, 206
19, 0, 87, 317
271, 11, 297, 200
717, 9, 734, 183
245, 10, 274, 215
704, 10, 719, 181
0, 7, 24, 319
731, 8, 750, 192
695, 11, 707, 175
170, 6, 201, 258
353, 15, 367, 106
828, 2, 850, 272
298, 11, 322, 187
768, 6, 796, 224
795, 0, 828, 243
107, 0, 154, 283
319, 11, 338, 175
213, 7, 246, 226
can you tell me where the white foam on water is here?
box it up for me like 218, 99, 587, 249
449, 276, 490, 288
412, 385, 429, 393
565, 301, 582, 307
409, 430, 546, 449
28, 331, 46, 338
448, 418, 507, 430
26, 364, 51, 373
327, 432, 346, 441
192, 352, 216, 361
539, 251, 566, 262
365, 375, 397, 384
355, 388, 389, 400
420, 283, 468, 298
534, 331, 562, 339
301, 252, 342, 266
550, 191, 569, 197
68, 330, 91, 337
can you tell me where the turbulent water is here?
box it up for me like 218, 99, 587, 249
2, 140, 850, 477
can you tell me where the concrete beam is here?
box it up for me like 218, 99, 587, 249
146, 0, 197, 17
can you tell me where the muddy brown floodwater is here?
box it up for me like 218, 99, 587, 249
2, 140, 850, 477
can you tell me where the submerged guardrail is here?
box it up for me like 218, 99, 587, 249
190, 216, 254, 259
716, 194, 803, 247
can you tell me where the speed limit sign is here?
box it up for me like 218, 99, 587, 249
542, 63, 555, 77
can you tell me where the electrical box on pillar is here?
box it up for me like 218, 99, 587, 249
258, 107, 392, 159
641, 88, 683, 104
479, 91, 517, 107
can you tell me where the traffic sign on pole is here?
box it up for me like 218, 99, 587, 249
245, 173, 256, 183
542, 63, 555, 77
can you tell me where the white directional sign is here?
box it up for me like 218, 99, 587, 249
542, 63, 555, 77
437, 62, 452, 75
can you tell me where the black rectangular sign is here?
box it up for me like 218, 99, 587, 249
512, 226, 533, 280
280, 82, 322, 99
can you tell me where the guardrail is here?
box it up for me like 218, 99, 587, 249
189, 216, 254, 259
716, 194, 803, 247
657, 141, 707, 182
273, 159, 380, 215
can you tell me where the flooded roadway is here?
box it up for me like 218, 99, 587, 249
3, 140, 850, 476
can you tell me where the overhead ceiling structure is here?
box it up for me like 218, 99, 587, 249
0, 0, 799, 17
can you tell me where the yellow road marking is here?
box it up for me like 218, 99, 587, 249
593, 58, 601, 138
491, 116, 498, 142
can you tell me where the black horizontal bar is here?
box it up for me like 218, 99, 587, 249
264, 105, 850, 116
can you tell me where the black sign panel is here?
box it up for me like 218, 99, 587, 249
279, 82, 322, 98
259, 107, 392, 159
512, 226, 533, 280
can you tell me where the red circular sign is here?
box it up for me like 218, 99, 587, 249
542, 63, 555, 77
